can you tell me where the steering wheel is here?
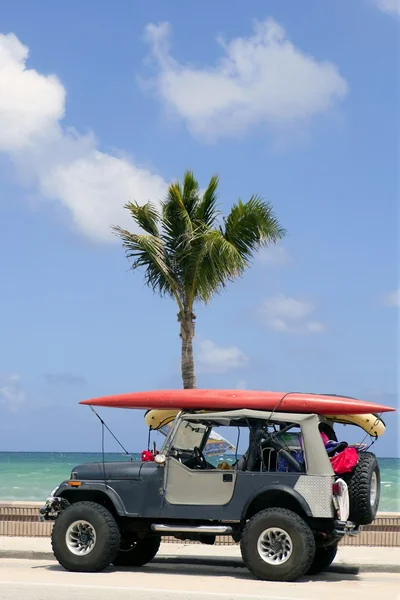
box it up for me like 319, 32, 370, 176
193, 446, 207, 469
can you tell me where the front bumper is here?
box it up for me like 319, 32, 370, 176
39, 494, 69, 521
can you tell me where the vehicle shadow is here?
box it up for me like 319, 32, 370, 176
38, 556, 374, 582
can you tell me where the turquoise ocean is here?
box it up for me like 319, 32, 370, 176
0, 452, 399, 512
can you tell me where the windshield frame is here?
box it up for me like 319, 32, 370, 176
160, 410, 183, 454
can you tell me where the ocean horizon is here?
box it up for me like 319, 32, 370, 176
0, 452, 399, 512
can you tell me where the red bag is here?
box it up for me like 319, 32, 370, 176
141, 450, 155, 462
330, 447, 358, 474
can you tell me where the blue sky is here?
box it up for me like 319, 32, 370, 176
0, 0, 398, 457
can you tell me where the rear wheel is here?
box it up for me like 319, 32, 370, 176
112, 536, 161, 567
345, 452, 380, 525
240, 508, 315, 582
306, 543, 338, 575
51, 501, 120, 572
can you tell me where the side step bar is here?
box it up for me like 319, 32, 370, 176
151, 524, 233, 535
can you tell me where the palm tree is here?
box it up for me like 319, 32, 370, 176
112, 170, 285, 389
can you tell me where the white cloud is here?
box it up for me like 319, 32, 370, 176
0, 33, 167, 242
38, 148, 166, 241
372, 0, 400, 17
257, 244, 290, 268
0, 374, 26, 412
0, 34, 65, 152
143, 18, 348, 143
196, 339, 249, 374
257, 294, 325, 334
384, 289, 400, 306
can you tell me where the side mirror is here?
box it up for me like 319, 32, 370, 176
155, 454, 167, 465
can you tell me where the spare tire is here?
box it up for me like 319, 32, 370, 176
345, 452, 380, 525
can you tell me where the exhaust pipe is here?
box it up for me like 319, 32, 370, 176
151, 524, 233, 535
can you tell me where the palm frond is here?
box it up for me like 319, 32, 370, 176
223, 195, 286, 261
185, 228, 246, 304
181, 170, 201, 218
124, 201, 160, 236
111, 225, 182, 307
194, 174, 220, 227
161, 179, 194, 255
163, 183, 192, 230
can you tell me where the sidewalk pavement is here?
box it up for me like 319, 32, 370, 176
0, 537, 399, 571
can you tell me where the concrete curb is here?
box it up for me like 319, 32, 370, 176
1, 549, 399, 574
0, 550, 55, 561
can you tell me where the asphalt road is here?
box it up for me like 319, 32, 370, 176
1, 557, 399, 600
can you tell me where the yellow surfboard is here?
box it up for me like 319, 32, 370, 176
325, 413, 385, 437
145, 409, 386, 438
144, 409, 180, 430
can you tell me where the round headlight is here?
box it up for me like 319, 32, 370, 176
155, 454, 167, 464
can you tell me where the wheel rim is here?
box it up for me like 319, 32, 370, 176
257, 527, 293, 565
370, 471, 378, 507
66, 520, 97, 556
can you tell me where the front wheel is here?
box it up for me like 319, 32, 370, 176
51, 501, 121, 572
112, 536, 161, 567
240, 508, 315, 582
306, 543, 338, 575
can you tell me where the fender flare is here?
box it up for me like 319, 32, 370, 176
56, 482, 128, 516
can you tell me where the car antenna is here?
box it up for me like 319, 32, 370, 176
88, 405, 132, 458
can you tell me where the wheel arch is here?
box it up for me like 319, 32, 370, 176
242, 486, 313, 521
58, 485, 126, 518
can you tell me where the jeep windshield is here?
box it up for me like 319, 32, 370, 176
169, 420, 209, 452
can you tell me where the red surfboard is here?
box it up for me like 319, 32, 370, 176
79, 389, 395, 415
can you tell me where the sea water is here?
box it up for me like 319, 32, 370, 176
0, 452, 399, 511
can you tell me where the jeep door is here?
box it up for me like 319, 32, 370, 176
163, 420, 238, 507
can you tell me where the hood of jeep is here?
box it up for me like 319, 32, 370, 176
71, 460, 143, 481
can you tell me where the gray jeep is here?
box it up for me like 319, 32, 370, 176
40, 409, 380, 582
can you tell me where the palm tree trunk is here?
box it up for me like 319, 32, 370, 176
179, 309, 196, 389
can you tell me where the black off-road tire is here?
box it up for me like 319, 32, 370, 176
240, 508, 315, 582
345, 452, 380, 525
306, 543, 338, 575
112, 536, 161, 567
51, 501, 121, 572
